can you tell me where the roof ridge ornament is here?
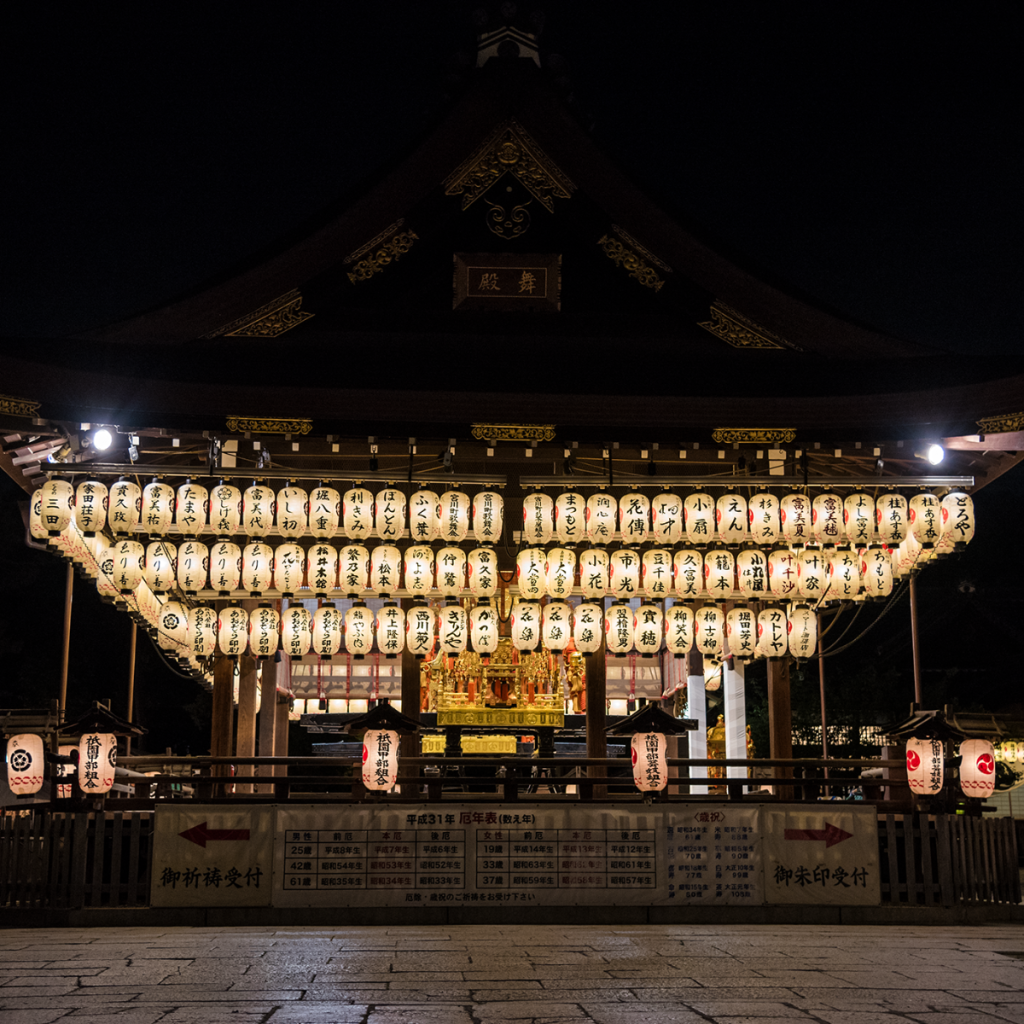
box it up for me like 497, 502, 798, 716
205, 289, 314, 339
473, 4, 542, 67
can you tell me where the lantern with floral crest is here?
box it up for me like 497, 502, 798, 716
812, 493, 843, 547
157, 600, 188, 652
735, 549, 768, 602
828, 548, 861, 601
796, 548, 828, 604
861, 546, 893, 600
909, 492, 941, 549
210, 483, 242, 537
768, 547, 799, 601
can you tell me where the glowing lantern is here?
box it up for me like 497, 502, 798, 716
632, 732, 667, 792
716, 493, 748, 545
74, 480, 107, 536
673, 549, 704, 600
511, 600, 541, 652
542, 601, 572, 651
276, 486, 308, 538
369, 544, 401, 598
249, 605, 280, 659
906, 737, 944, 795
437, 490, 469, 544
609, 548, 641, 600
175, 481, 208, 536
768, 547, 799, 601
684, 492, 715, 546
703, 549, 735, 601
137, 480, 172, 537
726, 606, 757, 660
344, 604, 373, 657
309, 486, 341, 539
406, 605, 436, 658
187, 605, 218, 658
796, 548, 828, 604
312, 604, 343, 657
634, 603, 663, 655
107, 538, 144, 594
757, 607, 788, 659
280, 605, 312, 658
338, 544, 369, 598
651, 491, 683, 545
470, 604, 499, 654
572, 602, 603, 653
439, 605, 468, 654
828, 548, 861, 602
941, 491, 975, 549
307, 542, 338, 597
242, 541, 274, 596
554, 491, 585, 545
862, 546, 893, 600
208, 540, 241, 595
735, 549, 768, 601
909, 492, 942, 549
585, 492, 617, 544
665, 603, 694, 656
339, 487, 371, 540
376, 604, 405, 657
78, 732, 117, 794
959, 739, 996, 799
694, 605, 725, 660
780, 493, 812, 548
516, 547, 547, 599
274, 542, 305, 597
7, 734, 45, 795
522, 492, 553, 545
435, 546, 467, 599
876, 492, 909, 547
605, 603, 634, 655
157, 599, 188, 651
619, 492, 650, 544
812, 493, 843, 547
374, 487, 406, 540
642, 548, 672, 599
404, 545, 435, 599
144, 540, 177, 594
409, 489, 441, 542
106, 478, 141, 537
467, 547, 498, 598
210, 483, 242, 537
546, 547, 576, 600
218, 605, 249, 657
748, 491, 780, 546
787, 606, 817, 660
362, 729, 399, 791
579, 548, 609, 599
844, 492, 875, 549
472, 490, 503, 544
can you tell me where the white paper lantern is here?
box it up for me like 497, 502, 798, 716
542, 601, 572, 651
522, 492, 554, 545
439, 490, 471, 543
274, 542, 305, 596
959, 739, 996, 799
554, 491, 585, 545
370, 544, 401, 597
725, 606, 757, 660
339, 487, 371, 541
208, 484, 241, 537
406, 605, 436, 658
665, 603, 694, 656
619, 492, 650, 544
249, 605, 280, 659
373, 487, 406, 540
7, 734, 45, 795
694, 604, 725, 660
404, 544, 435, 598
604, 603, 634, 655
281, 605, 312, 658
174, 541, 208, 597
376, 604, 405, 657
207, 540, 240, 595
307, 542, 338, 596
467, 547, 498, 598
436, 546, 467, 599
734, 549, 768, 601
309, 486, 341, 539
828, 548, 861, 601
242, 541, 274, 596
641, 548, 672, 599
516, 547, 547, 599
107, 538, 144, 594
748, 492, 780, 547
909, 492, 942, 549
472, 490, 503, 544
174, 481, 208, 537
609, 548, 641, 600
144, 540, 177, 594
634, 603, 663, 655
767, 548, 799, 601
511, 600, 541, 651
780, 493, 812, 548
572, 602, 603, 653
757, 607, 789, 659
579, 548, 609, 599
106, 478, 140, 537
703, 549, 735, 602
651, 491, 683, 545
439, 605, 468, 654
362, 729, 399, 791
716, 493, 748, 545
276, 486, 308, 538
218, 605, 249, 656
338, 544, 370, 598
187, 605, 218, 658
586, 492, 617, 544
469, 604, 499, 654
906, 737, 944, 796
78, 732, 117, 794
941, 491, 975, 548
876, 492, 909, 547
344, 604, 374, 656
684, 492, 715, 546
312, 604, 343, 657
861, 546, 893, 600
409, 489, 441, 542
812, 493, 843, 547
632, 732, 667, 792
673, 549, 704, 600
545, 547, 576, 600
138, 480, 173, 537
74, 480, 107, 536
844, 492, 875, 549
796, 548, 828, 604
787, 606, 817, 660
157, 599, 188, 651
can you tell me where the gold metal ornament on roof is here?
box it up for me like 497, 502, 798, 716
698, 302, 791, 350
0, 393, 40, 418
209, 289, 314, 339
596, 234, 664, 292
225, 416, 313, 436
976, 411, 1024, 435
470, 423, 556, 442
345, 220, 420, 284
711, 428, 797, 444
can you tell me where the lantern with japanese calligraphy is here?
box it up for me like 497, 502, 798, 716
609, 548, 642, 600
207, 539, 241, 595
373, 487, 405, 540
780, 492, 811, 548
435, 546, 467, 601
249, 605, 280, 660
408, 489, 441, 542
619, 492, 650, 544
542, 600, 572, 651
276, 485, 308, 538
309, 486, 341, 539
941, 491, 975, 549
516, 547, 547, 599
906, 736, 944, 796
572, 602, 603, 653
74, 480, 108, 536
281, 605, 312, 658
7, 734, 45, 796
406, 605, 436, 659
210, 483, 242, 537
274, 542, 305, 597
651, 491, 683, 545
156, 599, 188, 651
716, 493, 748, 546
703, 549, 735, 601
642, 548, 672, 599
631, 732, 668, 792
876, 492, 909, 548
106, 538, 144, 594
141, 480, 174, 537
218, 605, 249, 657
467, 546, 498, 598
673, 549, 703, 600
404, 544, 434, 600
757, 607, 789, 659
909, 492, 941, 549
694, 604, 725, 660
604, 602, 634, 655
78, 732, 116, 795
579, 547, 609, 599
544, 547, 575, 600
664, 603, 694, 656
554, 491, 585, 545
828, 548, 861, 602
748, 491, 780, 547
585, 492, 617, 544
107, 478, 141, 537
811, 492, 843, 547
362, 729, 398, 791
38, 479, 74, 539
242, 541, 274, 597
344, 604, 373, 657
511, 600, 541, 652
726, 606, 757, 660
312, 603, 343, 658
187, 605, 218, 658
522, 491, 553, 545
796, 548, 828, 604
439, 490, 470, 544
844, 492, 875, 549
144, 540, 176, 595
959, 739, 996, 799
337, 544, 369, 598
634, 603, 663, 656
734, 549, 768, 602
684, 492, 715, 546
307, 542, 338, 597
932, 527, 956, 559
439, 605, 468, 654
376, 603, 405, 657
472, 490, 503, 544
342, 487, 373, 541
469, 603, 499, 654
861, 546, 893, 600
175, 480, 208, 537
369, 544, 401, 598
787, 606, 817, 660
767, 547, 799, 601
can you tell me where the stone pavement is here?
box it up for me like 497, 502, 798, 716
0, 923, 1021, 1024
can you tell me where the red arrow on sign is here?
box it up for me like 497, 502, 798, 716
783, 822, 854, 848
178, 822, 251, 848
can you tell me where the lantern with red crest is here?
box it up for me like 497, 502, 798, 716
959, 739, 996, 799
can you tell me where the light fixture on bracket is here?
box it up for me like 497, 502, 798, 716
914, 443, 944, 466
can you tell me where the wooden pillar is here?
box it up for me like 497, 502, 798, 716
818, 611, 830, 795
275, 695, 290, 779
257, 656, 278, 793
235, 654, 258, 793
400, 601, 421, 794
586, 635, 607, 797
210, 655, 235, 779
909, 575, 923, 705
58, 562, 74, 717
767, 656, 793, 799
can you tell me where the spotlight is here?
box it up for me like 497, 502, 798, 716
92, 428, 113, 451
915, 444, 944, 465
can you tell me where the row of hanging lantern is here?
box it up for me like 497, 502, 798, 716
905, 737, 998, 800
6, 732, 117, 797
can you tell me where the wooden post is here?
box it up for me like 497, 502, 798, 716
586, 634, 607, 798
257, 656, 278, 793
400, 600, 421, 795
126, 620, 137, 722
818, 611, 830, 796
58, 562, 74, 717
210, 655, 235, 780
235, 654, 258, 793
909, 575, 924, 705
767, 656, 794, 799
275, 695, 290, 778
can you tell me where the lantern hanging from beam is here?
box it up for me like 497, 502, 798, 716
370, 544, 401, 598
664, 603, 694, 657
673, 549, 703, 600
207, 540, 240, 596
107, 479, 141, 537
609, 548, 641, 600
74, 480, 108, 536
516, 547, 547, 599
522, 492, 554, 546
250, 605, 280, 660
157, 600, 188, 652
757, 607, 788, 659
694, 604, 725, 660
735, 548, 768, 601
242, 541, 274, 596
941, 491, 975, 549
844, 492, 875, 549
144, 540, 177, 595
861, 546, 893, 600
210, 483, 242, 537
726, 606, 757, 660
959, 739, 996, 799
748, 491, 780, 547
409, 489, 441, 542
241, 485, 273, 538
585, 492, 617, 544
280, 605, 312, 658
684, 492, 715, 546
632, 732, 668, 792
619, 491, 650, 544
472, 490, 503, 544
716, 492, 748, 545
651, 491, 683, 545
828, 548, 861, 602
7, 734, 45, 796
362, 729, 398, 791
308, 542, 338, 597
906, 737, 944, 796
342, 487, 373, 541
374, 487, 406, 540
376, 604, 405, 657
634, 603, 663, 655
797, 548, 828, 604
78, 732, 117, 795
440, 490, 470, 543
274, 542, 305, 597
276, 485, 308, 538
542, 600, 572, 651
572, 602, 603, 653
175, 480, 208, 537
218, 605, 249, 657
188, 605, 218, 658
436, 546, 467, 600
470, 603, 499, 653
780, 493, 811, 548
108, 538, 145, 594
579, 548, 609, 599
605, 602, 634, 655
345, 604, 373, 657
909, 492, 941, 549
312, 603, 343, 658
338, 544, 370, 598
641, 548, 672, 599
554, 490, 585, 545
406, 605, 436, 659
812, 492, 843, 547
439, 605, 468, 654
404, 545, 435, 599
545, 547, 575, 600
703, 549, 735, 602
787, 606, 817, 660
511, 600, 541, 652
768, 547, 799, 601
309, 486, 341, 539
876, 492, 909, 548
467, 547, 498, 598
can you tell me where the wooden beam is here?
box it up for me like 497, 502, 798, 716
767, 657, 793, 799
210, 655, 234, 779
257, 655, 278, 793
235, 654, 258, 793
586, 633, 607, 798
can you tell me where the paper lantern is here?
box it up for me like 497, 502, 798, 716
439, 605, 468, 654
516, 547, 547, 599
312, 604, 343, 657
438, 490, 470, 544
634, 603, 663, 655
7, 734, 45, 795
74, 480, 108, 536
716, 493, 748, 545
218, 605, 249, 656
796, 548, 828, 604
409, 489, 441, 542
511, 600, 541, 651
651, 491, 683, 545
309, 486, 341, 539
585, 492, 617, 544
376, 604, 405, 656
38, 480, 74, 537
175, 481, 208, 536
144, 540, 177, 594
406, 605, 436, 658
694, 604, 725, 660
307, 542, 338, 596
861, 546, 893, 600
338, 544, 370, 598
684, 492, 715, 546
188, 605, 218, 658
748, 491, 780, 547
242, 541, 274, 596
108, 538, 145, 594
664, 603, 694, 656
157, 599, 188, 651
579, 548, 609, 599
604, 603, 634, 655
362, 729, 399, 791
105, 479, 140, 537
906, 737, 944, 796
281, 605, 312, 657
339, 487, 372, 540
136, 480, 171, 537
673, 549, 704, 600
522, 492, 553, 545
78, 732, 117, 794
545, 547, 576, 600
703, 549, 735, 601
542, 600, 572, 651
274, 542, 305, 597
959, 739, 996, 799
780, 493, 812, 548
828, 548, 861, 602
757, 607, 788, 659
469, 604, 499, 654
572, 602, 603, 653
276, 486, 308, 538
609, 548, 641, 600
876, 492, 909, 547
909, 492, 942, 549
735, 549, 768, 601
404, 544, 435, 598
787, 606, 817, 660
768, 547, 799, 601
844, 492, 875, 549
210, 483, 242, 537
207, 540, 241, 595
467, 546, 498, 598
554, 491, 585, 545
812, 493, 843, 547
344, 604, 374, 656
472, 490, 503, 544
619, 492, 650, 544
632, 732, 667, 792
941, 491, 975, 549
369, 544, 401, 598
436, 546, 467, 599
726, 606, 757, 660
249, 605, 280, 659
642, 548, 672, 599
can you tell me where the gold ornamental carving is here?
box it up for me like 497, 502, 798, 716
610, 225, 671, 272
208, 290, 314, 339
225, 417, 313, 436
976, 411, 1024, 435
0, 393, 41, 418
711, 428, 797, 445
471, 423, 556, 442
596, 234, 664, 292
698, 302, 792, 350
345, 220, 419, 283
436, 707, 565, 728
